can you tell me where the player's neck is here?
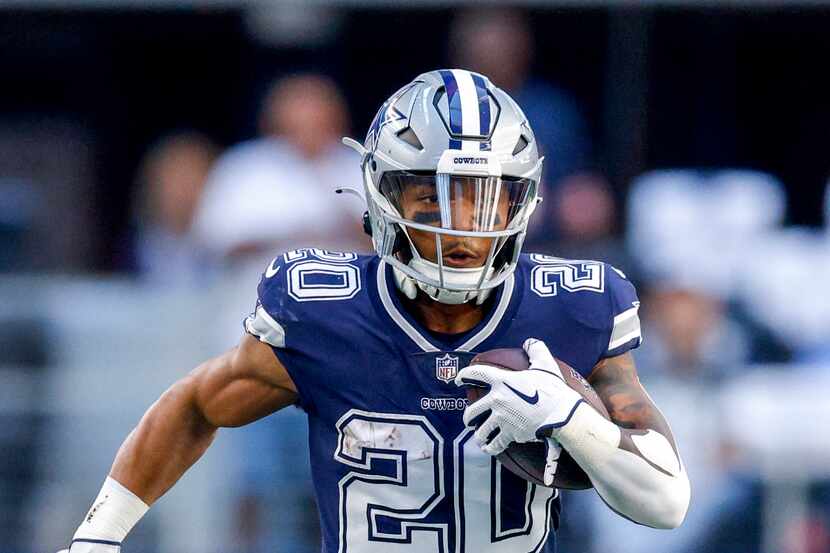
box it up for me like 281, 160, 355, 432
402, 290, 488, 335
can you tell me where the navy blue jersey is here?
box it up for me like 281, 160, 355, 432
244, 249, 641, 553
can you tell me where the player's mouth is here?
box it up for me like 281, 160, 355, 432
442, 248, 481, 268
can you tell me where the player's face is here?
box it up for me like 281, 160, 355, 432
398, 180, 511, 268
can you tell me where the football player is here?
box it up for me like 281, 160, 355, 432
62, 70, 689, 553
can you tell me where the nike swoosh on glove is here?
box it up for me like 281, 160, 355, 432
454, 338, 586, 457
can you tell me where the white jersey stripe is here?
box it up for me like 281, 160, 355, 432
608, 305, 642, 351
377, 261, 440, 352
457, 274, 515, 352
377, 260, 515, 353
245, 306, 287, 348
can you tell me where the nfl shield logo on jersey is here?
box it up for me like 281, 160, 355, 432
435, 354, 459, 383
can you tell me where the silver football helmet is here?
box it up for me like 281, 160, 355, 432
343, 69, 543, 304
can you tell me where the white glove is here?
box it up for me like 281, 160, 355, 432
543, 438, 563, 487
455, 338, 585, 455
58, 539, 120, 553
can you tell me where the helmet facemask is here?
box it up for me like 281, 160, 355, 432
365, 151, 540, 304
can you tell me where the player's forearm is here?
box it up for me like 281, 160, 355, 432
555, 403, 690, 529
70, 376, 217, 548
110, 375, 218, 505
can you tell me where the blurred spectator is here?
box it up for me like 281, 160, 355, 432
587, 280, 757, 553
191, 73, 371, 553
626, 169, 819, 360
131, 131, 219, 286
544, 172, 634, 272
637, 284, 751, 382
737, 227, 830, 359
449, 7, 593, 246
0, 120, 97, 272
190, 73, 369, 266
627, 169, 787, 298
781, 514, 830, 553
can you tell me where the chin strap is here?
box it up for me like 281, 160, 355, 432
392, 267, 419, 300
391, 263, 493, 306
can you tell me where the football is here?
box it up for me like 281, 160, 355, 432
465, 348, 610, 489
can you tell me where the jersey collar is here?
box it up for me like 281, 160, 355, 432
374, 259, 516, 353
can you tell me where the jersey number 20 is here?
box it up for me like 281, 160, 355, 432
335, 410, 556, 553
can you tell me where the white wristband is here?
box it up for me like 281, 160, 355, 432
73, 477, 149, 543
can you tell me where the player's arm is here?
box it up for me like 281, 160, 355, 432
66, 334, 297, 552
457, 341, 689, 529
549, 351, 689, 529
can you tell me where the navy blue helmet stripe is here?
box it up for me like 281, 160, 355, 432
439, 70, 463, 149
471, 73, 490, 137
471, 73, 491, 151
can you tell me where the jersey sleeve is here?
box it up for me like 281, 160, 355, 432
602, 265, 643, 358
243, 254, 314, 411
243, 249, 367, 413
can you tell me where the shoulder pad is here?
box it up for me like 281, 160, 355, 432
522, 254, 642, 357
245, 248, 364, 348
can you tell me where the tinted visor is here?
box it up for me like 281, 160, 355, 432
379, 171, 534, 232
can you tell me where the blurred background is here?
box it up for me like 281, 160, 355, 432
1, 1, 830, 553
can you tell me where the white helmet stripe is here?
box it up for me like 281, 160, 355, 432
451, 69, 481, 152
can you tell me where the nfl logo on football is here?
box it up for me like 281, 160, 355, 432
435, 354, 459, 383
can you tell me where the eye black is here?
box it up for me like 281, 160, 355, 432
412, 211, 440, 224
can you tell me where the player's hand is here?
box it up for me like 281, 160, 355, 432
58, 539, 121, 553
455, 338, 585, 456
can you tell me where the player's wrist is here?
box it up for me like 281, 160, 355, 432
72, 476, 149, 545
534, 380, 586, 439
553, 401, 620, 455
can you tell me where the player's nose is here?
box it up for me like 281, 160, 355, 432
451, 199, 478, 231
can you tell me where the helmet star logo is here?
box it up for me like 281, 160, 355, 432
365, 105, 406, 154
365, 83, 415, 153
